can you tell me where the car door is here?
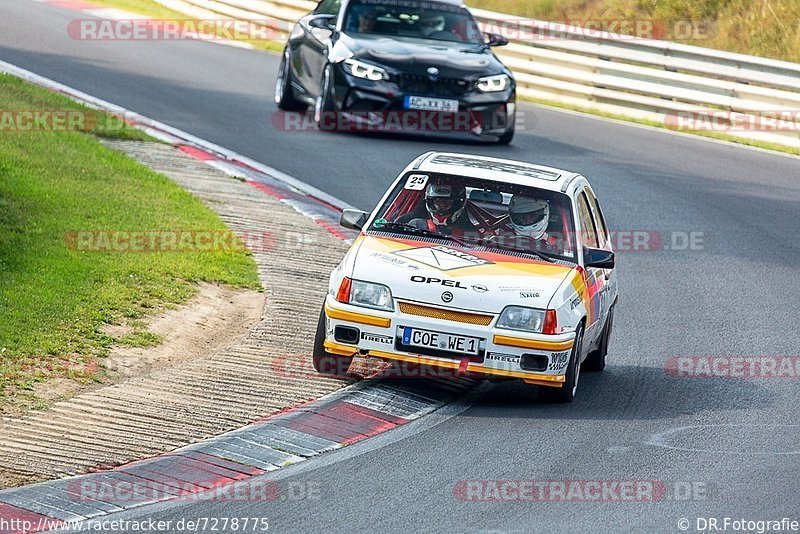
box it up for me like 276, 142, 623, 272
293, 0, 340, 98
575, 188, 607, 347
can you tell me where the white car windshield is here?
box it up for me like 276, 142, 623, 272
368, 172, 578, 263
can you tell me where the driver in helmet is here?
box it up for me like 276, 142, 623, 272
404, 182, 476, 237
501, 194, 560, 250
419, 14, 446, 38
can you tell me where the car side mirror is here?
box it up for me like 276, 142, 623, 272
309, 15, 336, 30
584, 248, 615, 269
340, 209, 369, 231
484, 32, 509, 47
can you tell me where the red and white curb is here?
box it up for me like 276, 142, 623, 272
0, 61, 481, 532
0, 377, 478, 532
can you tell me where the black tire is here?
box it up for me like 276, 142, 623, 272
496, 124, 515, 145
275, 47, 305, 111
583, 306, 614, 373
312, 305, 353, 376
314, 64, 338, 131
540, 324, 584, 403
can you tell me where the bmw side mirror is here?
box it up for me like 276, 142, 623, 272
340, 209, 369, 231
584, 248, 615, 269
309, 15, 336, 30
484, 32, 509, 47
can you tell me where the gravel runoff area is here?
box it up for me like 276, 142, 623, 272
0, 140, 353, 486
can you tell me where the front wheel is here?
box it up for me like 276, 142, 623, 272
314, 65, 337, 131
540, 324, 584, 403
275, 47, 304, 111
312, 305, 353, 376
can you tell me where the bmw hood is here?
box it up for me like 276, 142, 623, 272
348, 235, 574, 313
339, 34, 508, 78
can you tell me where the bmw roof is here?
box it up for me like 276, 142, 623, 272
408, 152, 582, 192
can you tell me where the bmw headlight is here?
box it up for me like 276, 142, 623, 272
476, 74, 510, 92
496, 306, 546, 333
349, 280, 394, 311
343, 59, 389, 81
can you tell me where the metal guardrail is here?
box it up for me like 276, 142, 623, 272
155, 0, 800, 148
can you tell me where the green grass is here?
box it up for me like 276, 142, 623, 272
467, 0, 800, 63
0, 74, 261, 409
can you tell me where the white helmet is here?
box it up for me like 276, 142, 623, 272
420, 14, 445, 37
509, 195, 549, 239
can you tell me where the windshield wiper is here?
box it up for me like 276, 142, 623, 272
486, 239, 559, 263
372, 222, 468, 248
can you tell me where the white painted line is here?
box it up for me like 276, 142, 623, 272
647, 423, 800, 455
83, 7, 150, 19
78, 7, 255, 49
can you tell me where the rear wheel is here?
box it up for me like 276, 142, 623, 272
312, 305, 353, 376
540, 324, 584, 403
275, 47, 304, 111
583, 305, 614, 373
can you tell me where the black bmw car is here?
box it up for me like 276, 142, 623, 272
275, 0, 517, 144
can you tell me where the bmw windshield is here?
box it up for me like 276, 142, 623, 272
343, 0, 484, 45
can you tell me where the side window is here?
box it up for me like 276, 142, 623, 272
576, 192, 599, 249
585, 188, 609, 246
314, 0, 341, 15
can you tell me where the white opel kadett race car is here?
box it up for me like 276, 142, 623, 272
314, 152, 618, 402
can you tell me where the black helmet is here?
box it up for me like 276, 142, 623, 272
425, 182, 467, 226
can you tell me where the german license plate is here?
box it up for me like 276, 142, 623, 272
404, 96, 459, 112
401, 327, 481, 356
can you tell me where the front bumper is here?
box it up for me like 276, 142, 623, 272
330, 67, 516, 140
323, 297, 574, 388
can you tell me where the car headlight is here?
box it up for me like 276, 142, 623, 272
343, 59, 389, 81
476, 74, 510, 92
349, 280, 394, 311
496, 306, 546, 333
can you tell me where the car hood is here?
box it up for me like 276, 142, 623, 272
349, 235, 575, 314
340, 33, 506, 78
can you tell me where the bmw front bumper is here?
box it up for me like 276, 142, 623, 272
328, 67, 516, 141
